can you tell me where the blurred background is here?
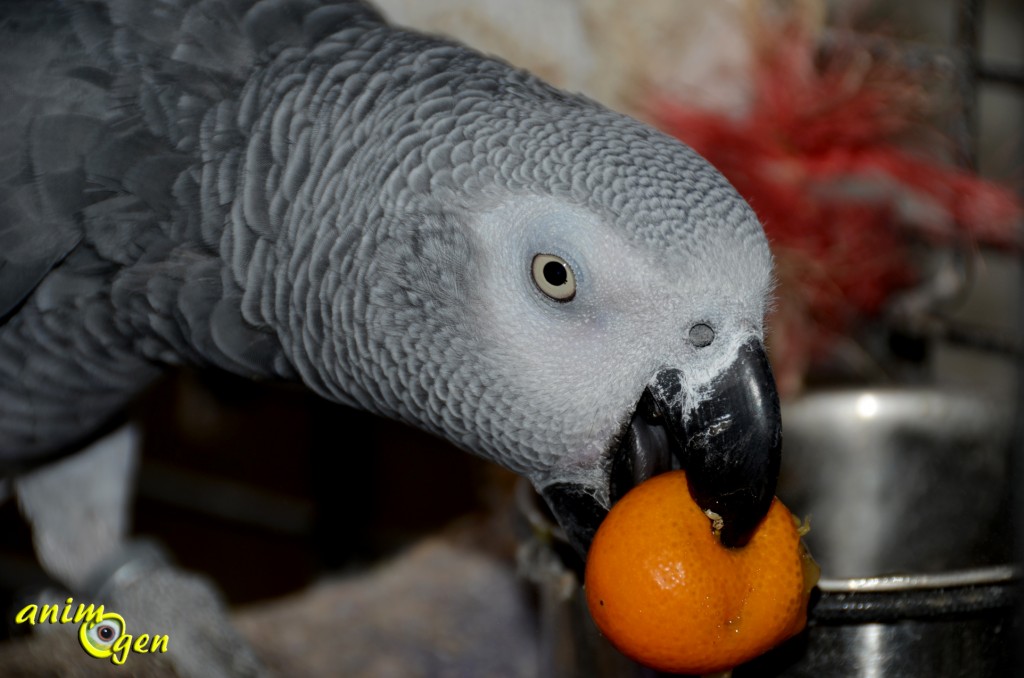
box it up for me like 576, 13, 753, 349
0, 0, 1021, 675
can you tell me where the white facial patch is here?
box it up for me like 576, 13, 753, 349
465, 195, 772, 493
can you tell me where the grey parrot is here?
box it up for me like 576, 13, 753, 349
0, 0, 780, 671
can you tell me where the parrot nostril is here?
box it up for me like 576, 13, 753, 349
689, 323, 715, 348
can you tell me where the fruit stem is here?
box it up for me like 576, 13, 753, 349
703, 508, 725, 537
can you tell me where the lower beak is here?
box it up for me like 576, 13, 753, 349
542, 338, 782, 558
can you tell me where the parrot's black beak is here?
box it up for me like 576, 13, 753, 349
541, 338, 781, 560
671, 339, 782, 546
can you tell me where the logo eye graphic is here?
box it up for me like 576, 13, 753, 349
79, 612, 126, 658
531, 254, 576, 302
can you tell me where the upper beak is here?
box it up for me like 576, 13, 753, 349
541, 338, 782, 558
671, 339, 782, 546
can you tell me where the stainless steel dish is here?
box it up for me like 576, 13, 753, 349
756, 388, 1018, 678
778, 388, 1012, 578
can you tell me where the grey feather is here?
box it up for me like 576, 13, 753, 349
0, 0, 773, 511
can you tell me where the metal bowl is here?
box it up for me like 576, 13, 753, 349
777, 388, 1013, 578
756, 387, 1018, 677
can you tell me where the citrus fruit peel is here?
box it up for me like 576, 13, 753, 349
584, 470, 818, 675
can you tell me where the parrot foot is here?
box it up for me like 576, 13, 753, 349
13, 423, 269, 677
86, 539, 270, 678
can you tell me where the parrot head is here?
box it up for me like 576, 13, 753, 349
466, 183, 779, 556
311, 49, 779, 560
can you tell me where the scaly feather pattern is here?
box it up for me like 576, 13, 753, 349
1, 0, 772, 505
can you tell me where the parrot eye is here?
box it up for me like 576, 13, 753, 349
531, 254, 576, 301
